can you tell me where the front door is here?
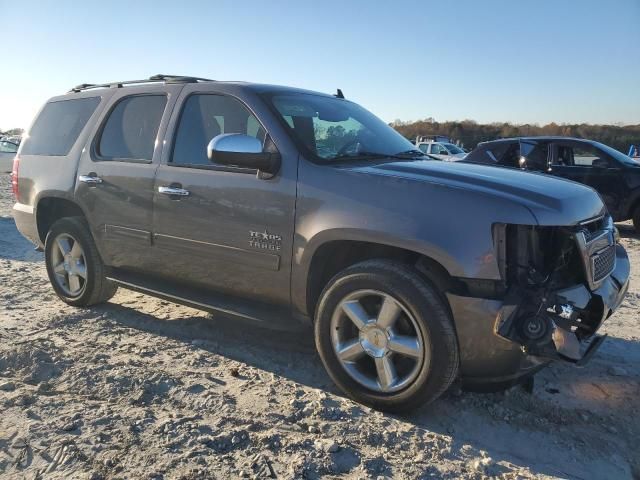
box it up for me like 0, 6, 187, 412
549, 141, 626, 218
75, 85, 182, 268
150, 87, 297, 306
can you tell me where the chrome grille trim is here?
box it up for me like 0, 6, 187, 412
574, 215, 616, 290
591, 245, 616, 283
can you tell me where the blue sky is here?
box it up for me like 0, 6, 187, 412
1, 0, 639, 130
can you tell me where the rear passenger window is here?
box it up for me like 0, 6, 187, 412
499, 143, 521, 167
21, 97, 100, 156
172, 94, 266, 166
97, 95, 166, 161
520, 141, 549, 170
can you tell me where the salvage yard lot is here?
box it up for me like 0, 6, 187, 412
0, 172, 638, 479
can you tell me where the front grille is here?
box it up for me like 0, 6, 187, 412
591, 245, 616, 282
574, 215, 616, 289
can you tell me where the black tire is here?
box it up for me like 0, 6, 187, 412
633, 205, 640, 234
44, 217, 117, 307
314, 259, 459, 412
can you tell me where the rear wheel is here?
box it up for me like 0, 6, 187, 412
314, 259, 459, 412
44, 217, 117, 306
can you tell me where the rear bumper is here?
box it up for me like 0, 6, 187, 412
12, 202, 41, 247
449, 244, 630, 388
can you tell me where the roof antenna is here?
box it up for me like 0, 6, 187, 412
335, 89, 345, 99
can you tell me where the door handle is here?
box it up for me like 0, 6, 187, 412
158, 185, 190, 196
78, 174, 103, 185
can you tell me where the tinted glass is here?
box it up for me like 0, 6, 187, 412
572, 145, 606, 166
520, 141, 549, 170
21, 97, 100, 156
268, 93, 415, 163
499, 143, 521, 167
484, 143, 512, 163
555, 143, 609, 167
172, 94, 266, 166
98, 95, 166, 160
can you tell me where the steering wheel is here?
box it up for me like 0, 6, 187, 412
337, 139, 362, 156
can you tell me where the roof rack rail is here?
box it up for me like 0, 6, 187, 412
68, 74, 214, 93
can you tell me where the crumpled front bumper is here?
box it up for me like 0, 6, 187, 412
529, 243, 629, 364
449, 244, 630, 389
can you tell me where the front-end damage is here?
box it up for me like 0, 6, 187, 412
493, 215, 630, 366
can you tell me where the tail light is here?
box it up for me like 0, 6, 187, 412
11, 156, 19, 201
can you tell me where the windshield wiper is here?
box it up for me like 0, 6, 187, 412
327, 151, 395, 162
327, 150, 426, 163
394, 149, 427, 158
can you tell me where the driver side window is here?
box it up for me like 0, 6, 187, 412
554, 144, 608, 167
573, 145, 607, 167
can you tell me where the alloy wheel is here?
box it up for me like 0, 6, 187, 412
330, 289, 428, 393
50, 233, 87, 297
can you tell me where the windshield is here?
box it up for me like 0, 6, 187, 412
595, 141, 640, 166
267, 93, 418, 162
443, 143, 464, 154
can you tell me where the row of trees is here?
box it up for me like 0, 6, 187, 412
391, 119, 640, 153
0, 128, 24, 137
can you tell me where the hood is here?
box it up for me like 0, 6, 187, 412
342, 159, 605, 226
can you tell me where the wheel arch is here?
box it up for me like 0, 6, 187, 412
303, 238, 456, 320
35, 193, 89, 244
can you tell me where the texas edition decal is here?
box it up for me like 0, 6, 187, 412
249, 230, 282, 251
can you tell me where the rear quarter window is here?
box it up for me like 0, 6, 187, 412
20, 97, 101, 156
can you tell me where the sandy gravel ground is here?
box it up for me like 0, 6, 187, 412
0, 173, 638, 479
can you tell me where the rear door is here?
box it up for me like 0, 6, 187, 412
149, 84, 298, 306
549, 141, 626, 218
75, 84, 183, 268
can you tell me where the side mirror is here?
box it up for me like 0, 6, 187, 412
207, 134, 281, 176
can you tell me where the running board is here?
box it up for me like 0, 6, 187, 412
106, 268, 308, 331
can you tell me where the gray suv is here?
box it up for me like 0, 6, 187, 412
12, 75, 630, 411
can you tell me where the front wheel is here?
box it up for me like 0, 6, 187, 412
314, 259, 459, 412
44, 217, 117, 307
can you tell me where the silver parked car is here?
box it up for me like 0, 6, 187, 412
0, 139, 19, 172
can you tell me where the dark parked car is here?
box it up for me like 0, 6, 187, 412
12, 76, 630, 411
466, 137, 640, 231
